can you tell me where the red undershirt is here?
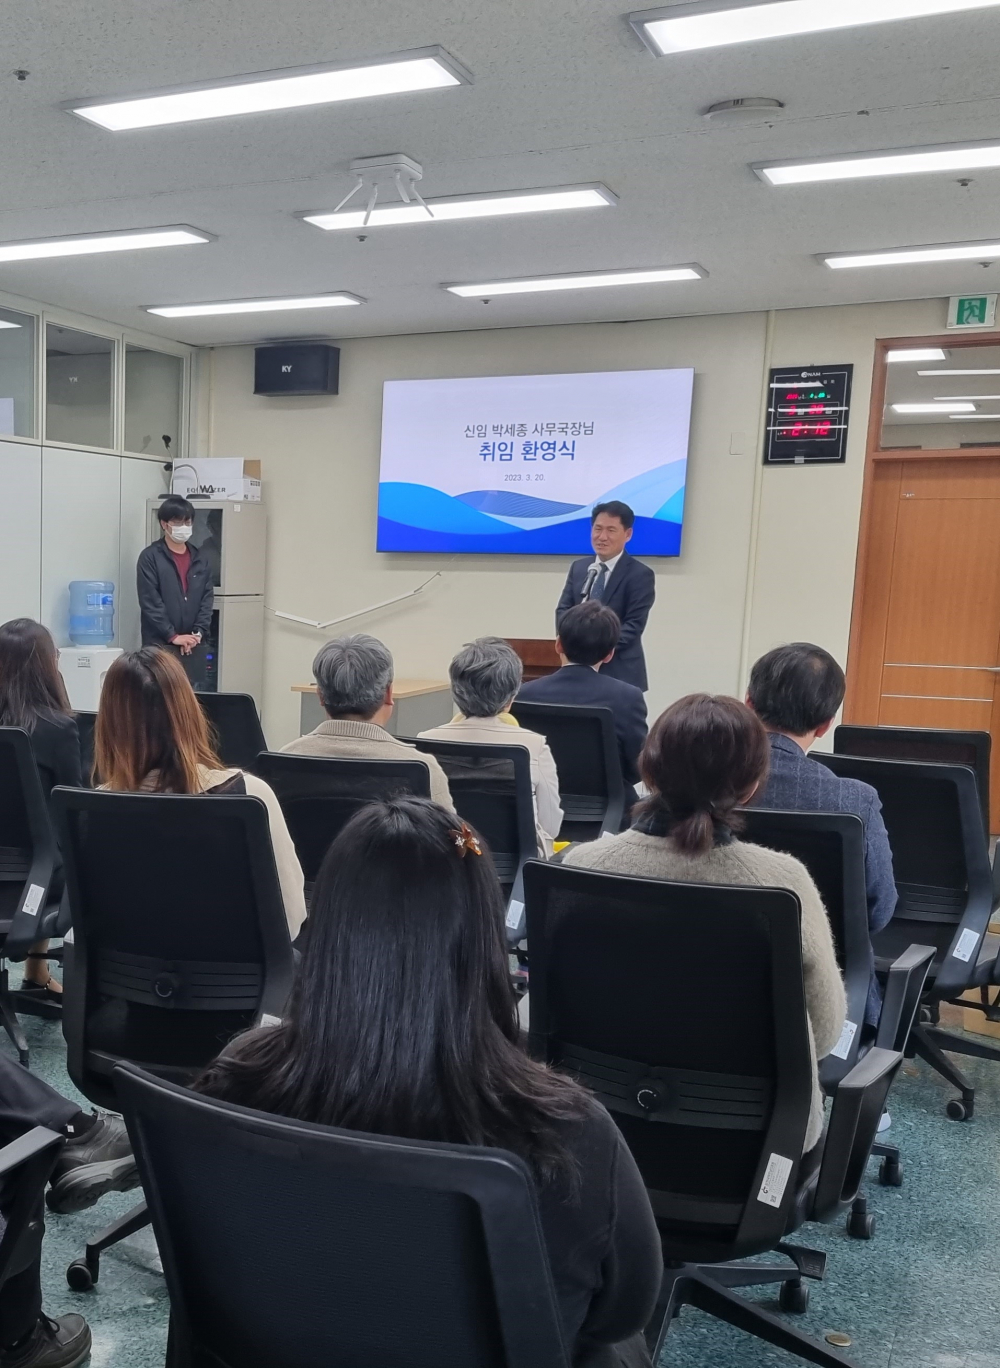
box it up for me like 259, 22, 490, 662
167, 543, 191, 594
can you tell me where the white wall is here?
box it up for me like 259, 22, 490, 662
202, 296, 955, 748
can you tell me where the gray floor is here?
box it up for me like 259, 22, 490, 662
13, 996, 1000, 1368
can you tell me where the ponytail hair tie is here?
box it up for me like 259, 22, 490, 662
450, 821, 483, 858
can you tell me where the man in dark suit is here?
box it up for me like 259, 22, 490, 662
555, 501, 655, 691
747, 642, 897, 1033
518, 601, 647, 805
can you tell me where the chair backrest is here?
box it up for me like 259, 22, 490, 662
508, 702, 622, 840
413, 738, 537, 917
0, 727, 58, 957
834, 723, 991, 838
812, 753, 992, 995
523, 861, 814, 1265
115, 1064, 570, 1368
0, 1126, 64, 1291
53, 787, 294, 1109
252, 753, 431, 887
198, 693, 267, 772
740, 809, 868, 1087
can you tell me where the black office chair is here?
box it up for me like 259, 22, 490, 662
114, 1062, 571, 1368
523, 861, 903, 1368
197, 693, 267, 772
52, 786, 295, 1291
413, 738, 538, 942
814, 753, 999, 1119
0, 728, 66, 1063
509, 701, 623, 841
75, 711, 96, 787
252, 753, 431, 896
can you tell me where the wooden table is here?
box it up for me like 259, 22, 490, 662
292, 678, 453, 737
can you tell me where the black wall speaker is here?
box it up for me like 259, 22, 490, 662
254, 344, 340, 396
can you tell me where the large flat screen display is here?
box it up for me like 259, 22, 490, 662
377, 368, 694, 555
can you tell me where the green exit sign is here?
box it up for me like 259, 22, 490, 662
947, 294, 998, 329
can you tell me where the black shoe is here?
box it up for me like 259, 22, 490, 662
0, 1315, 91, 1368
46, 1114, 139, 1215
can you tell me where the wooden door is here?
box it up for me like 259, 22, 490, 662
847, 458, 1000, 831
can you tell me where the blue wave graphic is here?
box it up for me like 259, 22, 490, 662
378, 482, 509, 535
456, 490, 585, 518
377, 513, 682, 556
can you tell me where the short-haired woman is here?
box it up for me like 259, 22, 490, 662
197, 797, 662, 1367
0, 617, 82, 1003
95, 647, 305, 937
564, 693, 846, 1153
418, 636, 563, 855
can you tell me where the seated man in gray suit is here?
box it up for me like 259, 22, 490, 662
747, 642, 896, 1034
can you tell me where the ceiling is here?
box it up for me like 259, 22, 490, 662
3, 0, 1000, 346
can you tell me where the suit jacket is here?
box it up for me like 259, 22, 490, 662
517, 664, 648, 791
280, 718, 454, 811
556, 552, 655, 691
752, 732, 898, 1026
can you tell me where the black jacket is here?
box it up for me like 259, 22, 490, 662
556, 552, 655, 691
25, 713, 82, 802
137, 538, 214, 647
517, 664, 648, 789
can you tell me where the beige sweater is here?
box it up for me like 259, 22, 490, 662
564, 830, 846, 1151
280, 719, 453, 811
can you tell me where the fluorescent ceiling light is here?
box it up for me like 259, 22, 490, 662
0, 226, 212, 263
303, 184, 616, 231
756, 140, 1000, 186
147, 293, 364, 318
934, 393, 1000, 400
919, 368, 1000, 375
630, 0, 1000, 53
446, 265, 706, 297
822, 240, 1000, 269
949, 413, 1000, 419
892, 402, 975, 412
67, 49, 469, 131
886, 348, 946, 363
0, 321, 21, 329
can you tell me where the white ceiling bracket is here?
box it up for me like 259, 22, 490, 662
334, 154, 432, 228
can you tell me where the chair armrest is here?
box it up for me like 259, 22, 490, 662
812, 1047, 902, 1220
0, 1127, 63, 1181
993, 845, 1000, 913
875, 944, 935, 1054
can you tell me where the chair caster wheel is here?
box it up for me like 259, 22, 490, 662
779, 1280, 809, 1314
66, 1260, 94, 1292
946, 1098, 972, 1121
846, 1211, 874, 1239
879, 1158, 903, 1187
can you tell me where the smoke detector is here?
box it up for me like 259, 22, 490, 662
703, 98, 785, 121
327, 154, 431, 227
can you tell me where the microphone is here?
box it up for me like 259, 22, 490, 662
581, 564, 599, 601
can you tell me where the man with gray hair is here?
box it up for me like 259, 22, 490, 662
280, 633, 452, 809
418, 637, 562, 856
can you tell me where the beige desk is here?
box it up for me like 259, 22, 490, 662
292, 678, 453, 738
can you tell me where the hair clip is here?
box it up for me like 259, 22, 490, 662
450, 821, 483, 857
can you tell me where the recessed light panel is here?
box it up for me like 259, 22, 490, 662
892, 402, 975, 412
0, 226, 212, 263
147, 293, 364, 318
886, 348, 947, 363
756, 140, 1000, 185
446, 265, 706, 297
303, 184, 616, 231
918, 368, 1000, 375
630, 0, 1000, 53
67, 49, 470, 130
822, 240, 1000, 268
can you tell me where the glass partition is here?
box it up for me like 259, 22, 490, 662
45, 324, 115, 449
880, 342, 1000, 450
0, 307, 36, 439
124, 344, 183, 457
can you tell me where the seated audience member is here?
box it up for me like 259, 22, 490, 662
417, 636, 563, 856
0, 618, 83, 1005
280, 634, 452, 809
516, 602, 647, 810
197, 797, 662, 1368
0, 1052, 139, 1368
95, 648, 305, 938
564, 694, 845, 1154
747, 643, 896, 1030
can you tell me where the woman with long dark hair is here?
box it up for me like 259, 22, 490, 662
0, 618, 82, 1002
197, 797, 662, 1367
564, 693, 846, 1153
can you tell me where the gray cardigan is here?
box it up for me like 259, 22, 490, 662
564, 830, 847, 1151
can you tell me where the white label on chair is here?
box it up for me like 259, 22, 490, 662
954, 929, 979, 962
829, 1020, 858, 1061
259, 1013, 282, 1028
757, 1153, 793, 1208
21, 884, 44, 917
506, 899, 525, 930
600, 830, 616, 840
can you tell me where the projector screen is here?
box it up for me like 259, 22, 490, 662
377, 368, 694, 556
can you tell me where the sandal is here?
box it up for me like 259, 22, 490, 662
17, 975, 63, 1004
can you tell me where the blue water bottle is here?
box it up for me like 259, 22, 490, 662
68, 581, 115, 647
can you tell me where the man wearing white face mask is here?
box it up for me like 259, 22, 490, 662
136, 495, 214, 686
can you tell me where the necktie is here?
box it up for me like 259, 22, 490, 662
590, 563, 609, 601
